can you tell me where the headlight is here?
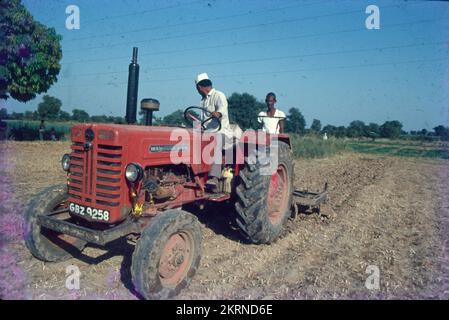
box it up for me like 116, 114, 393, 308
61, 154, 70, 172
125, 163, 143, 182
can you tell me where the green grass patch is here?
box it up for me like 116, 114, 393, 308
290, 134, 348, 158
348, 140, 449, 160
422, 149, 449, 159
4, 120, 73, 141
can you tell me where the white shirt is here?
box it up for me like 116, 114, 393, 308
200, 88, 231, 135
258, 109, 286, 134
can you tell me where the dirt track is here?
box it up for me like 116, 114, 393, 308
1, 142, 448, 299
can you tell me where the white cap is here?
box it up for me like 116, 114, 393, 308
195, 72, 209, 84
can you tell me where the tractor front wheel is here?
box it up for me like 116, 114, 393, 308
131, 209, 202, 300
24, 184, 87, 262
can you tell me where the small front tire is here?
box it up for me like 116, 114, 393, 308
24, 184, 87, 262
131, 209, 202, 300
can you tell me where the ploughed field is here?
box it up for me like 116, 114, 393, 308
0, 141, 448, 299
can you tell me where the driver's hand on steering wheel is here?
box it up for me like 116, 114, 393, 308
211, 111, 222, 119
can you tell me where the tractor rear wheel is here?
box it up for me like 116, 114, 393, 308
24, 184, 87, 262
131, 209, 202, 300
235, 141, 293, 244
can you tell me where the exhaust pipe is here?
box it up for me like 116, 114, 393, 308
125, 47, 139, 124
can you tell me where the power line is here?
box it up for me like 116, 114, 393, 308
64, 5, 402, 53
56, 57, 446, 88
63, 17, 446, 65
83, 0, 205, 24
64, 41, 447, 78
41, 0, 205, 26
66, 0, 331, 42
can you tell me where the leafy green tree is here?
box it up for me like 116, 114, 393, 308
380, 120, 403, 139
161, 110, 186, 126
0, 0, 62, 102
72, 109, 90, 122
366, 122, 380, 140
159, 109, 199, 127
108, 116, 125, 124
434, 125, 449, 141
11, 112, 24, 119
23, 110, 37, 120
335, 126, 347, 138
322, 124, 337, 136
91, 115, 109, 123
37, 95, 61, 120
346, 120, 366, 138
285, 107, 306, 134
58, 110, 71, 121
310, 119, 322, 133
228, 92, 265, 130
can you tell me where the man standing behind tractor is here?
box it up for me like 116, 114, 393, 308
38, 119, 45, 141
258, 92, 285, 134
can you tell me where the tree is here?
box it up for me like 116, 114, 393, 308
58, 110, 71, 121
335, 126, 347, 138
108, 116, 125, 124
434, 125, 449, 141
284, 107, 306, 134
0, 108, 7, 120
10, 112, 24, 119
366, 122, 380, 140
380, 120, 403, 139
346, 120, 366, 138
228, 93, 265, 130
310, 119, 322, 133
72, 109, 90, 122
0, 0, 62, 102
159, 109, 199, 127
90, 115, 109, 123
23, 110, 37, 120
37, 95, 61, 120
322, 124, 337, 136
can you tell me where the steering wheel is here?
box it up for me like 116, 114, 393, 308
183, 106, 222, 132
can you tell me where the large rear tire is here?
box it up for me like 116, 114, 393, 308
235, 141, 293, 244
131, 209, 202, 300
24, 184, 87, 262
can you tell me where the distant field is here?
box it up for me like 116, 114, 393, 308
348, 139, 449, 159
3, 120, 73, 140
290, 134, 348, 158
2, 123, 448, 160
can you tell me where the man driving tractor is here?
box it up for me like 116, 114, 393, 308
195, 73, 233, 188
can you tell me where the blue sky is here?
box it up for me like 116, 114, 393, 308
3, 0, 449, 131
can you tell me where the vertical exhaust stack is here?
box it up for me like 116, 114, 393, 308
125, 47, 139, 124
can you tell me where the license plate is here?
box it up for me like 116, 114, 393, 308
69, 203, 110, 221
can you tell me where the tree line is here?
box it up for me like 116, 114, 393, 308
1, 93, 448, 141
0, 95, 126, 124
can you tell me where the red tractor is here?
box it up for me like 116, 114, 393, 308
24, 48, 326, 299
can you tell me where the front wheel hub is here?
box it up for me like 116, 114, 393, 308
158, 232, 193, 287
